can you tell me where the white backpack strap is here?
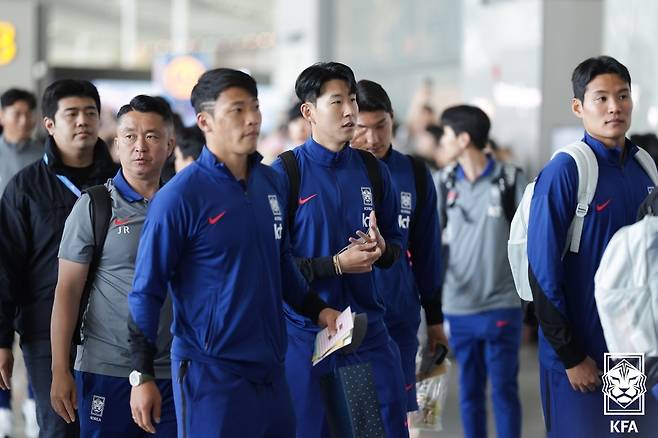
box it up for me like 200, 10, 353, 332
551, 141, 598, 253
634, 147, 658, 186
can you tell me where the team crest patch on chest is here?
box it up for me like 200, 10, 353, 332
649, 186, 655, 194
268, 195, 282, 217
361, 187, 373, 207
401, 192, 412, 211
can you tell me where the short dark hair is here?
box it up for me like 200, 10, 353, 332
572, 56, 631, 102
190, 68, 258, 114
152, 96, 184, 134
116, 95, 174, 128
41, 79, 101, 120
176, 126, 205, 159
287, 101, 303, 124
440, 105, 490, 150
295, 62, 357, 104
356, 79, 393, 115
424, 124, 444, 144
1, 88, 36, 110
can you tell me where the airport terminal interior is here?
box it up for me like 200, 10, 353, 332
2, 1, 658, 437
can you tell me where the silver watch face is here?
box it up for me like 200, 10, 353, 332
129, 370, 141, 386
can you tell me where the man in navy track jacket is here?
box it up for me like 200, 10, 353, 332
352, 79, 444, 412
528, 56, 658, 437
271, 62, 408, 438
127, 68, 339, 438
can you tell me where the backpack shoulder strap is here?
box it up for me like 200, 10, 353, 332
279, 150, 300, 230
494, 162, 519, 223
408, 155, 428, 210
551, 141, 598, 253
355, 149, 383, 210
86, 185, 113, 252
438, 165, 457, 230
638, 189, 658, 219
634, 147, 658, 186
407, 155, 428, 250
75, 184, 111, 344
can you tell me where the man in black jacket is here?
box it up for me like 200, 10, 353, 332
0, 79, 117, 437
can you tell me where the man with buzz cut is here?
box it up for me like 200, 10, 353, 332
351, 79, 444, 413
0, 79, 117, 437
50, 95, 177, 436
127, 68, 340, 437
271, 62, 408, 438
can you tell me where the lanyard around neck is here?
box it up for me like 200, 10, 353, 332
43, 153, 82, 198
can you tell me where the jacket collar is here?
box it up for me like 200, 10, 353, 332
112, 169, 144, 202
381, 145, 394, 163
43, 135, 115, 177
302, 137, 352, 167
583, 131, 638, 166
197, 146, 263, 180
455, 155, 495, 181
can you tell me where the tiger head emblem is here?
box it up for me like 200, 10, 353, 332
602, 359, 647, 408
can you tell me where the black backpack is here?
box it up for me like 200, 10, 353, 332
279, 148, 383, 230
73, 184, 112, 345
406, 155, 428, 253
439, 162, 519, 228
638, 188, 658, 220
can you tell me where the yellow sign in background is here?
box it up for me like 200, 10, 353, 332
0, 21, 17, 66
162, 55, 206, 100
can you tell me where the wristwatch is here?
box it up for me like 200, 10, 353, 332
129, 370, 154, 387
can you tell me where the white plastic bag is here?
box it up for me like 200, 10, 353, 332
409, 359, 452, 432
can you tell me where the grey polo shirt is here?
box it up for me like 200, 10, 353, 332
59, 172, 172, 378
437, 159, 527, 315
0, 136, 43, 195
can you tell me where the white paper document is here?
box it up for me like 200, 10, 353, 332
312, 307, 354, 365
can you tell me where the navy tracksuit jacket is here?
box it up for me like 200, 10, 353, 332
271, 138, 409, 438
271, 139, 403, 328
377, 148, 442, 329
528, 132, 658, 436
129, 147, 322, 381
376, 148, 442, 410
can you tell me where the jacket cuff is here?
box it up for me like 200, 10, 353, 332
128, 316, 156, 376
295, 256, 336, 282
557, 342, 587, 370
421, 295, 444, 325
309, 256, 336, 279
298, 291, 330, 324
374, 243, 400, 269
